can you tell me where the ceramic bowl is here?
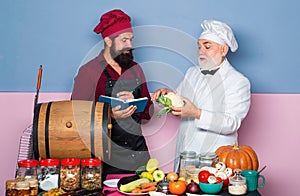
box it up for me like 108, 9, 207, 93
199, 182, 223, 194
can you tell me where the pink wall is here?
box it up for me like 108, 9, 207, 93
238, 94, 300, 195
1, 92, 299, 195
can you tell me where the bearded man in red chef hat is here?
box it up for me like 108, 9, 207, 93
71, 9, 153, 178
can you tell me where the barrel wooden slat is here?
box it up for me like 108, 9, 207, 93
37, 103, 47, 158
94, 103, 104, 159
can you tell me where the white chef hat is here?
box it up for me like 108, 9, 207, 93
199, 20, 238, 52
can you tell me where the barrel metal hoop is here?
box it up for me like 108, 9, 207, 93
45, 102, 52, 158
32, 103, 42, 160
102, 103, 109, 161
90, 102, 96, 158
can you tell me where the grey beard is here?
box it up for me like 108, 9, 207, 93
199, 59, 218, 70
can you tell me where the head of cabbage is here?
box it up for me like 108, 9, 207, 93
156, 92, 185, 118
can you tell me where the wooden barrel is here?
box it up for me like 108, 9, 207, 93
32, 100, 111, 160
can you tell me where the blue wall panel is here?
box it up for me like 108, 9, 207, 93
1, 0, 299, 93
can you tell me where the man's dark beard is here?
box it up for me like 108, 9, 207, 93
110, 47, 134, 70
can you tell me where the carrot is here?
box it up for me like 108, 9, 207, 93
140, 182, 157, 189
139, 185, 156, 193
132, 187, 142, 193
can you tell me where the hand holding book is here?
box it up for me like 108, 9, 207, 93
99, 95, 148, 113
116, 91, 135, 100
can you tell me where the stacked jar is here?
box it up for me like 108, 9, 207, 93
179, 151, 197, 178
81, 158, 102, 190
17, 160, 38, 180
26, 177, 38, 196
39, 158, 60, 191
199, 152, 218, 168
6, 179, 17, 196
15, 181, 30, 196
14, 160, 39, 195
60, 158, 81, 191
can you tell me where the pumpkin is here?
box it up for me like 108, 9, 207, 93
215, 143, 259, 171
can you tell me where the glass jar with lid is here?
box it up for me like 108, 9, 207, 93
39, 158, 60, 191
228, 169, 247, 195
60, 158, 81, 191
179, 151, 197, 178
17, 160, 38, 180
81, 158, 102, 190
199, 152, 218, 168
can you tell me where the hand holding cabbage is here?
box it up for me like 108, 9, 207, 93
156, 92, 185, 118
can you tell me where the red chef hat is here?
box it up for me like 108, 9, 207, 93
94, 9, 133, 39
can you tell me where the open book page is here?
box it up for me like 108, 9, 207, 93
98, 95, 148, 113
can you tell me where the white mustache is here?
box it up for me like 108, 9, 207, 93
198, 55, 207, 60
198, 55, 218, 70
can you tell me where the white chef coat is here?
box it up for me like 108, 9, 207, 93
174, 58, 251, 172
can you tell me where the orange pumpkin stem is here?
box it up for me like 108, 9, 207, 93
233, 142, 239, 150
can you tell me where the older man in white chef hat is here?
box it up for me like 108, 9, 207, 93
152, 20, 251, 172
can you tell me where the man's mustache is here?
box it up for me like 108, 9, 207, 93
120, 48, 134, 54
198, 55, 207, 60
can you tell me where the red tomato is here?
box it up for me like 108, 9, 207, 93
198, 170, 211, 183
168, 180, 187, 195
216, 177, 223, 184
222, 178, 229, 190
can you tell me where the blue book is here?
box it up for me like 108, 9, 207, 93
98, 95, 148, 113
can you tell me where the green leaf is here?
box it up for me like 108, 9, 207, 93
165, 97, 172, 107
166, 107, 172, 113
156, 107, 167, 118
156, 106, 173, 118
156, 95, 174, 118
156, 95, 166, 105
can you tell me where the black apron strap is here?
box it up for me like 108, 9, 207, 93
100, 61, 113, 81
100, 62, 114, 95
101, 61, 140, 86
